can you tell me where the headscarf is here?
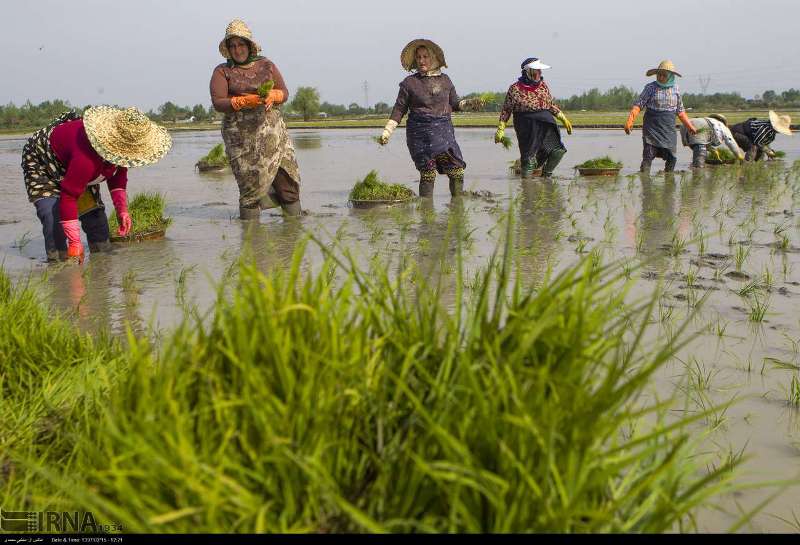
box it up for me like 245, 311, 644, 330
225, 38, 264, 67
518, 57, 543, 87
655, 72, 676, 89
414, 46, 441, 74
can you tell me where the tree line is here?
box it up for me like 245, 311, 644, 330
3, 87, 800, 129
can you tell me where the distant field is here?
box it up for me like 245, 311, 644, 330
2, 110, 796, 137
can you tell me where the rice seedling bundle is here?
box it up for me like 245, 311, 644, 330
195, 143, 229, 171
108, 191, 172, 237
349, 170, 414, 201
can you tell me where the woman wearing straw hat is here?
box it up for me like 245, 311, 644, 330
210, 19, 301, 220
378, 38, 484, 197
494, 57, 573, 178
21, 106, 172, 263
624, 60, 697, 173
729, 111, 792, 162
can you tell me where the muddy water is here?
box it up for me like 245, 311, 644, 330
1, 128, 800, 532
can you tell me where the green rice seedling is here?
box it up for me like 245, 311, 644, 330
13, 231, 32, 252
669, 232, 687, 257
789, 375, 800, 407
499, 135, 513, 149
734, 244, 750, 271
761, 266, 774, 291
0, 212, 755, 533
108, 192, 172, 236
707, 148, 737, 165
257, 79, 275, 98
349, 170, 415, 201
195, 143, 229, 171
575, 156, 623, 169
748, 295, 770, 322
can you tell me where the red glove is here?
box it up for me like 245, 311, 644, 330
264, 89, 286, 110
61, 219, 84, 263
231, 94, 263, 111
110, 189, 132, 236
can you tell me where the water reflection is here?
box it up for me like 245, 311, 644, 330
516, 179, 564, 287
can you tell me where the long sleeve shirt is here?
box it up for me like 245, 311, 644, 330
633, 81, 685, 113
49, 119, 127, 222
389, 73, 462, 124
499, 81, 560, 123
210, 58, 289, 113
706, 118, 744, 156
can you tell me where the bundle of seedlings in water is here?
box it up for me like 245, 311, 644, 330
257, 80, 275, 98
349, 170, 414, 207
109, 191, 172, 242
706, 148, 737, 165
195, 143, 229, 172
576, 156, 623, 176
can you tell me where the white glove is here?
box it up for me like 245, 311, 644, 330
379, 120, 398, 145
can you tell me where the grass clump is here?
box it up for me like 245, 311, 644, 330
707, 148, 737, 164
195, 143, 229, 171
0, 215, 752, 532
576, 156, 623, 169
109, 191, 172, 236
349, 169, 414, 201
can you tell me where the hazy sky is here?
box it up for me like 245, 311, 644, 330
2, 0, 798, 111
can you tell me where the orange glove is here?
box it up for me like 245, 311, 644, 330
231, 94, 263, 111
264, 89, 286, 110
624, 106, 640, 134
678, 111, 697, 135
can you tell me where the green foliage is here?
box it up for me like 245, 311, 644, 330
708, 148, 737, 164
500, 135, 513, 150
290, 87, 321, 121
0, 225, 747, 532
257, 80, 275, 98
108, 192, 171, 235
196, 143, 229, 169
576, 156, 623, 169
349, 170, 414, 201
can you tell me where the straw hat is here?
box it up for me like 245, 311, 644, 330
708, 113, 728, 126
645, 60, 682, 77
219, 19, 262, 59
769, 110, 793, 136
400, 38, 447, 71
83, 106, 172, 168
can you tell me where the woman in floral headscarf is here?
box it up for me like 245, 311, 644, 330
210, 19, 302, 219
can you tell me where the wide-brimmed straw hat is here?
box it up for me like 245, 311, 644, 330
708, 113, 728, 126
83, 106, 172, 168
646, 60, 682, 77
219, 19, 262, 59
400, 38, 447, 71
769, 110, 793, 136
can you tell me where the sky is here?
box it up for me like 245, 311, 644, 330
2, 0, 798, 111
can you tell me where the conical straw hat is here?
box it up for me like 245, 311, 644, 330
219, 19, 262, 59
83, 106, 172, 168
400, 39, 447, 71
769, 110, 793, 136
645, 60, 682, 77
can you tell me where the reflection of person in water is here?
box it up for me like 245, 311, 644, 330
636, 173, 677, 271
516, 180, 564, 285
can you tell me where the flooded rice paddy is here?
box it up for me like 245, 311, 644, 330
1, 128, 800, 531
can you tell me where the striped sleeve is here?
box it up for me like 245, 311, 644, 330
749, 120, 776, 146
633, 83, 654, 109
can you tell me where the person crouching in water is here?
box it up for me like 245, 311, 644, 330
21, 106, 172, 262
378, 38, 484, 197
494, 57, 573, 178
729, 111, 793, 162
624, 60, 697, 173
680, 113, 745, 167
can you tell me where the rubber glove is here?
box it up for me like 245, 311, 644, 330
110, 188, 132, 236
61, 219, 84, 263
713, 148, 722, 161
230, 94, 263, 111
379, 120, 398, 146
624, 106, 640, 134
264, 89, 286, 111
678, 112, 697, 135
764, 146, 776, 158
556, 111, 573, 135
494, 121, 506, 144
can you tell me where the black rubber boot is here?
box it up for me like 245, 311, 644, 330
520, 159, 536, 178
239, 205, 261, 220
542, 148, 566, 177
419, 169, 436, 197
46, 250, 61, 262
448, 175, 464, 197
665, 156, 677, 172
639, 159, 652, 174
89, 240, 113, 253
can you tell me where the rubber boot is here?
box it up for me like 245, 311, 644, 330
639, 159, 652, 174
239, 205, 261, 221
46, 250, 60, 262
448, 175, 464, 197
89, 240, 113, 253
691, 145, 707, 168
665, 156, 677, 172
281, 201, 302, 217
520, 159, 536, 178
542, 148, 566, 178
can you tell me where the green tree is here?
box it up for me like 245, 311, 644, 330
191, 104, 208, 122
291, 87, 320, 121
